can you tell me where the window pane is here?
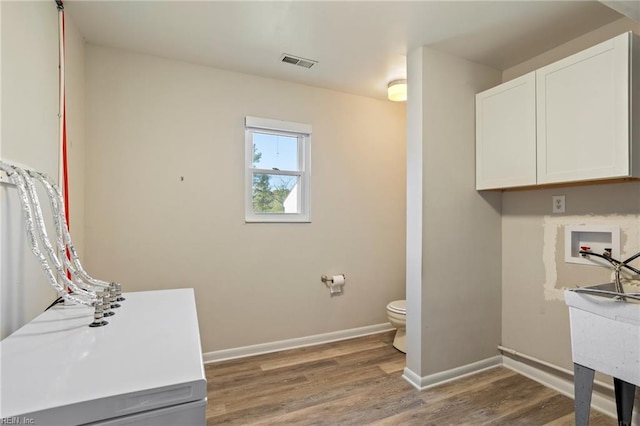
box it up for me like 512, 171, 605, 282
252, 132, 299, 171
252, 173, 300, 214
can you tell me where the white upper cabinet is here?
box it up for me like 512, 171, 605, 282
536, 32, 634, 184
476, 72, 536, 190
476, 32, 638, 190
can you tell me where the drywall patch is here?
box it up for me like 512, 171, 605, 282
543, 214, 640, 301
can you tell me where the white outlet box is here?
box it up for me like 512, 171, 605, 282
564, 225, 620, 267
552, 195, 565, 213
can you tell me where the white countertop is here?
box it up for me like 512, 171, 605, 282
0, 288, 207, 425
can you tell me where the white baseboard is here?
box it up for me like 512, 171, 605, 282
402, 356, 502, 391
503, 355, 640, 425
402, 353, 638, 424
203, 323, 395, 364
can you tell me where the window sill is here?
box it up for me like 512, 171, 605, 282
245, 216, 311, 223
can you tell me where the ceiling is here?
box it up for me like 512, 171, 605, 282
64, 1, 625, 101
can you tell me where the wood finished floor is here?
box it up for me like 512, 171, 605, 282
205, 331, 615, 425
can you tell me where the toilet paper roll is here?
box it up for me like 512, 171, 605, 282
332, 275, 345, 285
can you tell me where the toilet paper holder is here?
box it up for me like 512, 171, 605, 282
321, 274, 345, 284
321, 274, 346, 295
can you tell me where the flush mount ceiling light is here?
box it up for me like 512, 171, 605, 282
387, 79, 407, 102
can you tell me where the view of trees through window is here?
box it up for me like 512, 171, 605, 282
252, 173, 296, 213
252, 142, 298, 213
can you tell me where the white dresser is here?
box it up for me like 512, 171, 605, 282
0, 288, 207, 425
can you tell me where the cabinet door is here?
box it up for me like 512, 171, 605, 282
536, 32, 630, 184
476, 72, 536, 190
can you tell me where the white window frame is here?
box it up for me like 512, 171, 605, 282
245, 116, 311, 223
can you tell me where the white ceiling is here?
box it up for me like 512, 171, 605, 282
64, 1, 625, 101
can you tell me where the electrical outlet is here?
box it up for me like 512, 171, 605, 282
552, 195, 565, 214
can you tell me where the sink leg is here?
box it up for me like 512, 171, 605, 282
613, 377, 636, 426
574, 363, 595, 426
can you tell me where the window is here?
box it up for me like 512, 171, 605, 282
245, 116, 311, 222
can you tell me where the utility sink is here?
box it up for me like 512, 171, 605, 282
565, 283, 639, 426
565, 283, 640, 386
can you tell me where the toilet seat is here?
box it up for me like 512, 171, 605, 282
387, 300, 406, 315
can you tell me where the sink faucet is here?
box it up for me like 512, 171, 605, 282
578, 249, 640, 298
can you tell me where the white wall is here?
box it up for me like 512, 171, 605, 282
501, 16, 640, 412
405, 45, 502, 382
65, 12, 86, 259
1, 3, 85, 340
84, 46, 406, 354
504, 17, 640, 81
1, 1, 60, 339
405, 45, 426, 379
502, 16, 640, 368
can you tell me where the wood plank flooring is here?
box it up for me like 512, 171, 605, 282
205, 331, 615, 425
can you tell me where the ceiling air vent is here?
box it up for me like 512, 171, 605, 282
280, 54, 317, 69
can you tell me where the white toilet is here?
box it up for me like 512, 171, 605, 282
386, 300, 406, 353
